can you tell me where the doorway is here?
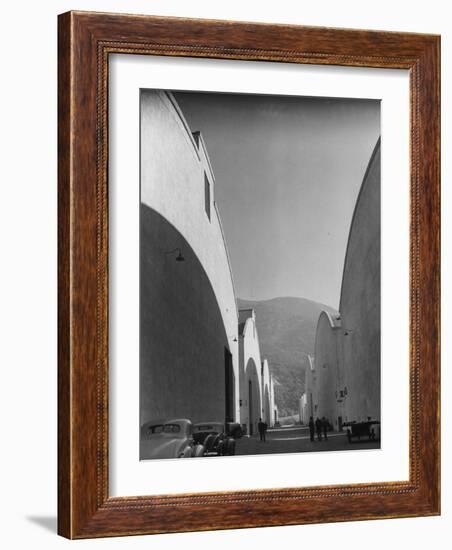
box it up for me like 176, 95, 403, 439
248, 380, 253, 435
224, 348, 234, 423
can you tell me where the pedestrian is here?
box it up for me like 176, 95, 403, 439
258, 418, 266, 442
308, 416, 315, 442
322, 416, 328, 440
315, 417, 322, 441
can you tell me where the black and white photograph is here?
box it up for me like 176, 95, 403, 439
139, 89, 381, 460
1, 0, 445, 546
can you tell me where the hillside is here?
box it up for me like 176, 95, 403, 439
237, 297, 337, 416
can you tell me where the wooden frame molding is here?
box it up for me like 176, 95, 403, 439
58, 11, 440, 539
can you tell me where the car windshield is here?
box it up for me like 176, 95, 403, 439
162, 423, 181, 433
145, 423, 182, 435
147, 424, 164, 434
195, 424, 221, 432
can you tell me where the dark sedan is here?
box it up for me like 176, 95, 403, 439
192, 422, 236, 456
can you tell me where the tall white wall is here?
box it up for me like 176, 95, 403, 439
239, 309, 264, 435
269, 375, 277, 427
261, 359, 273, 426
340, 139, 381, 423
299, 394, 308, 424
141, 90, 240, 422
304, 355, 318, 420
314, 311, 344, 430
313, 140, 381, 426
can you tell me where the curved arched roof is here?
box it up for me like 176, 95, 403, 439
339, 137, 381, 311
238, 308, 255, 336
318, 309, 342, 330
161, 91, 239, 321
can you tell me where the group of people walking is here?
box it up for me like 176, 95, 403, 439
308, 416, 329, 441
256, 416, 330, 443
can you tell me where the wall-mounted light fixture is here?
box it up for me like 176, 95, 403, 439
165, 247, 185, 262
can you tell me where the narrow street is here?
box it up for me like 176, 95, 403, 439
235, 424, 380, 456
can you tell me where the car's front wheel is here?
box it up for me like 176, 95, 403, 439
193, 444, 205, 457
225, 438, 236, 456
179, 446, 193, 458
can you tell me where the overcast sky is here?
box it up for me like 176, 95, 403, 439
174, 91, 380, 310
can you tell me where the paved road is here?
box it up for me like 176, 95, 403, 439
235, 425, 380, 456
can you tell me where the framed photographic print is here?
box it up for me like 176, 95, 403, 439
58, 11, 440, 538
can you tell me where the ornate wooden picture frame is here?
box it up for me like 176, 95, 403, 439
58, 11, 440, 539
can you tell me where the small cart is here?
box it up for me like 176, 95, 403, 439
343, 420, 380, 442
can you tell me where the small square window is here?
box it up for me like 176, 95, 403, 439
204, 173, 211, 220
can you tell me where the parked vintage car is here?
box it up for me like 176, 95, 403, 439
140, 418, 205, 459
225, 421, 244, 439
192, 422, 236, 456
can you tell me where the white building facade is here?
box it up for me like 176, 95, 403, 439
312, 139, 381, 427
238, 308, 263, 436
140, 90, 240, 430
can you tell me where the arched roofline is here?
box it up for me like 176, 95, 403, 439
240, 316, 261, 350
245, 357, 262, 388
214, 201, 238, 314
141, 203, 236, 342
191, 130, 216, 187
317, 309, 341, 330
314, 310, 341, 367
161, 91, 238, 322
239, 307, 254, 322
261, 358, 270, 379
339, 137, 381, 311
165, 93, 216, 195
238, 308, 255, 336
164, 92, 201, 162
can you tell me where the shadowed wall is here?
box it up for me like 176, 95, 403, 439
238, 309, 263, 435
340, 139, 381, 422
314, 311, 343, 429
261, 359, 275, 427
302, 355, 317, 422
140, 204, 232, 426
140, 90, 240, 426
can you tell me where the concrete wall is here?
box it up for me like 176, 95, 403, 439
239, 309, 263, 435
261, 359, 275, 427
303, 355, 318, 421
299, 394, 308, 424
314, 311, 343, 429
269, 374, 277, 427
312, 139, 381, 425
140, 90, 239, 428
340, 138, 381, 422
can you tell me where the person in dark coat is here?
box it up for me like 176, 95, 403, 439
258, 418, 266, 442
308, 416, 315, 442
315, 417, 322, 441
321, 416, 328, 440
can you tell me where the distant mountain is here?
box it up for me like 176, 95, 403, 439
237, 297, 337, 416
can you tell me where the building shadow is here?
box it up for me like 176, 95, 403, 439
26, 515, 57, 533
